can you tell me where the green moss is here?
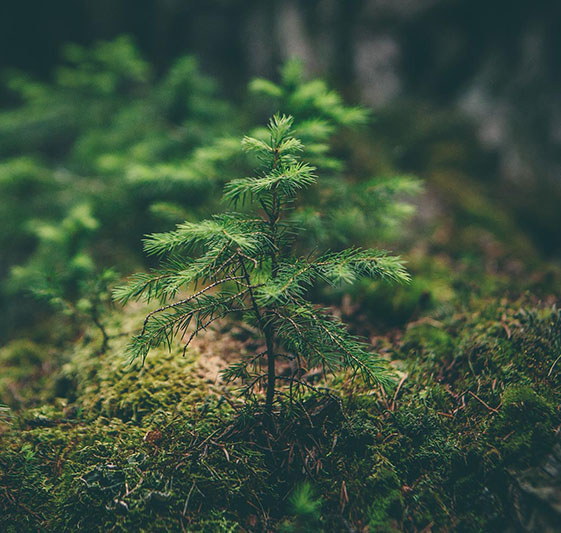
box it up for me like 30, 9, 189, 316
0, 339, 56, 407
50, 308, 212, 423
75, 348, 206, 422
402, 323, 455, 358
2, 293, 561, 531
489, 385, 556, 467
360, 278, 433, 327
366, 467, 403, 532
0, 339, 44, 366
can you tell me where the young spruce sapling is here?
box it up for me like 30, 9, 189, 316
116, 115, 410, 412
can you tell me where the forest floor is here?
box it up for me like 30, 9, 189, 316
1, 183, 561, 532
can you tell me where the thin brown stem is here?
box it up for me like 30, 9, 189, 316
91, 310, 109, 353
238, 251, 276, 415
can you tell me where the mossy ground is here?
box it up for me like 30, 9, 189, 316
1, 176, 561, 531
1, 271, 560, 531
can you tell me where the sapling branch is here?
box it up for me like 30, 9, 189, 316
142, 275, 245, 334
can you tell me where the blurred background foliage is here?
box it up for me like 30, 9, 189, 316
1, 0, 560, 343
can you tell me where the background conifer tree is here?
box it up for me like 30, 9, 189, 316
150, 58, 421, 248
116, 115, 410, 412
10, 204, 116, 352
0, 37, 234, 340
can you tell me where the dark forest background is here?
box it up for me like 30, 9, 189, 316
2, 0, 560, 256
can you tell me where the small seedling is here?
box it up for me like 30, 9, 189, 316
116, 115, 410, 412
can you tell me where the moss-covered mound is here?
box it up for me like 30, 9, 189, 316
1, 287, 560, 531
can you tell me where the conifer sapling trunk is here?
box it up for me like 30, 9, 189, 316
115, 114, 410, 412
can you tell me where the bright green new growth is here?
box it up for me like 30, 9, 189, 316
249, 59, 422, 249
116, 115, 410, 411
